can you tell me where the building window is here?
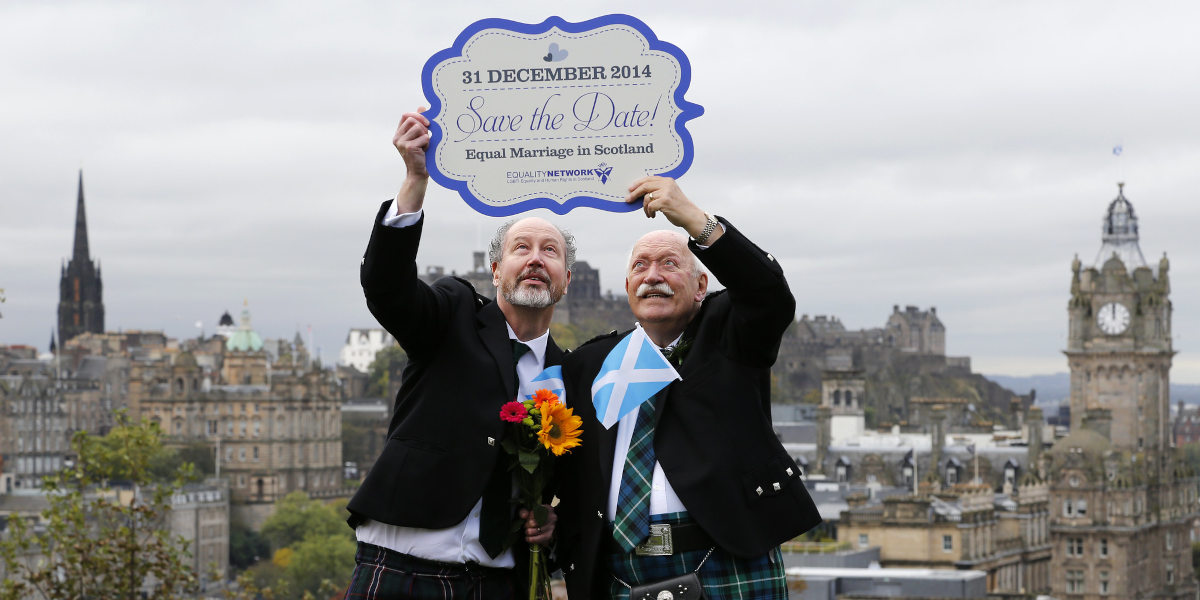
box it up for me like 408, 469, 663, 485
1067, 537, 1084, 557
1099, 538, 1108, 557
858, 534, 868, 548
1167, 563, 1175, 584
1167, 531, 1174, 550
1076, 499, 1087, 516
1099, 571, 1109, 595
253, 446, 259, 461
1066, 570, 1084, 593
942, 535, 953, 552
1063, 499, 1074, 517
946, 467, 958, 485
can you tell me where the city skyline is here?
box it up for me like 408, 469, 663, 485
2, 2, 1199, 382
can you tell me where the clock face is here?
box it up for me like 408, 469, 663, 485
1097, 302, 1130, 335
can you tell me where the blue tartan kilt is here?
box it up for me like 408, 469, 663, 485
607, 512, 788, 600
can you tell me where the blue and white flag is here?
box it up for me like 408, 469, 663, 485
1113, 144, 1123, 156
591, 325, 680, 429
520, 365, 566, 404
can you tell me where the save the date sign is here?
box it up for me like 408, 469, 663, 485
421, 15, 704, 216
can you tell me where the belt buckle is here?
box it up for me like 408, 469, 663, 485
635, 523, 673, 556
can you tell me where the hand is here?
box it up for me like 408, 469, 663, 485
626, 176, 721, 243
393, 107, 431, 180
520, 505, 557, 547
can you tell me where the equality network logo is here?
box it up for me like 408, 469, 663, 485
593, 162, 613, 184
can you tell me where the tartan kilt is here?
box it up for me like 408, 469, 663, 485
607, 512, 788, 600
344, 542, 516, 600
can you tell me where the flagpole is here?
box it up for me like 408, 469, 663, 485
912, 446, 918, 495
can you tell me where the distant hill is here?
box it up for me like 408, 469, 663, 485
984, 373, 1200, 405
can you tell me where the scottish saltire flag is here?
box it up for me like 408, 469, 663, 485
520, 365, 565, 404
591, 325, 680, 429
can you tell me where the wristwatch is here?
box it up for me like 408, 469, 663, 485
694, 213, 718, 245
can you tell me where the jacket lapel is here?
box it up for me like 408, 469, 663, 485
477, 301, 515, 400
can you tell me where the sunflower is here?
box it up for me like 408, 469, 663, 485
537, 400, 583, 456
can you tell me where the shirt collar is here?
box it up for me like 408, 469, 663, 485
635, 323, 683, 351
506, 323, 549, 366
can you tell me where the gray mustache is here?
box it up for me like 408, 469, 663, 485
636, 282, 674, 297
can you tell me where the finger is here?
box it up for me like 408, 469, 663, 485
626, 179, 658, 204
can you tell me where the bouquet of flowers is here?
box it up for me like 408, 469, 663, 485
498, 388, 583, 600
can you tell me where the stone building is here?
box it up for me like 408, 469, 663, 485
1047, 183, 1197, 598
886, 305, 946, 355
57, 171, 104, 344
838, 481, 1051, 595
168, 479, 231, 593
338, 328, 396, 373
134, 306, 344, 525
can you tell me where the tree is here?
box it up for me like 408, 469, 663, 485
365, 345, 406, 398
229, 521, 270, 570
282, 534, 355, 598
249, 493, 354, 599
259, 492, 347, 552
0, 412, 196, 600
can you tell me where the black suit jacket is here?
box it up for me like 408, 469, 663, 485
556, 219, 821, 598
347, 201, 565, 537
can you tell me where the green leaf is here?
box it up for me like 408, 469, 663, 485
532, 504, 550, 526
518, 449, 540, 474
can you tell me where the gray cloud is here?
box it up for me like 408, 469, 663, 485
2, 1, 1198, 382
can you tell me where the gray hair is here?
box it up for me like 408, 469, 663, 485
488, 219, 577, 270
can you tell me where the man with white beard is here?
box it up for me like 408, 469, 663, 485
344, 108, 571, 599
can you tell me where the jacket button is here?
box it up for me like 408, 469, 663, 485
568, 563, 575, 571
755, 486, 764, 496
487, 437, 495, 446
597, 510, 604, 519
767, 253, 775, 261
772, 481, 782, 491
785, 467, 794, 477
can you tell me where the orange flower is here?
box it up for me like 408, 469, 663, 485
537, 399, 583, 456
530, 389, 559, 411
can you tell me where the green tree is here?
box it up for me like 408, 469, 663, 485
283, 534, 356, 598
259, 492, 347, 551
0, 412, 196, 600
230, 520, 271, 570
246, 493, 354, 599
365, 345, 406, 398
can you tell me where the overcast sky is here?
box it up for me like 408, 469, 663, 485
2, 1, 1198, 383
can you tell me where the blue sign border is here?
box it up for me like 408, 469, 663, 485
420, 14, 705, 216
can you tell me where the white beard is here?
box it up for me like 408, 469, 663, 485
504, 284, 554, 308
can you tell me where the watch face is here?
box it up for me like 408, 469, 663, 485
1097, 302, 1130, 335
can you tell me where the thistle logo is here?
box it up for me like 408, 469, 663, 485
594, 163, 613, 184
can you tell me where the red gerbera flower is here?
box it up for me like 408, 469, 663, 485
499, 401, 529, 423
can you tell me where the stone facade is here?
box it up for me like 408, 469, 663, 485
1047, 183, 1198, 599
838, 482, 1051, 595
134, 319, 344, 507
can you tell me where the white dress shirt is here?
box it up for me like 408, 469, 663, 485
606, 329, 688, 520
356, 203, 549, 567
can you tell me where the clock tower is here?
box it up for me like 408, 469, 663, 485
1065, 182, 1173, 452
1049, 183, 1195, 600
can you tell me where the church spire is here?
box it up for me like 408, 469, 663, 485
73, 170, 90, 262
